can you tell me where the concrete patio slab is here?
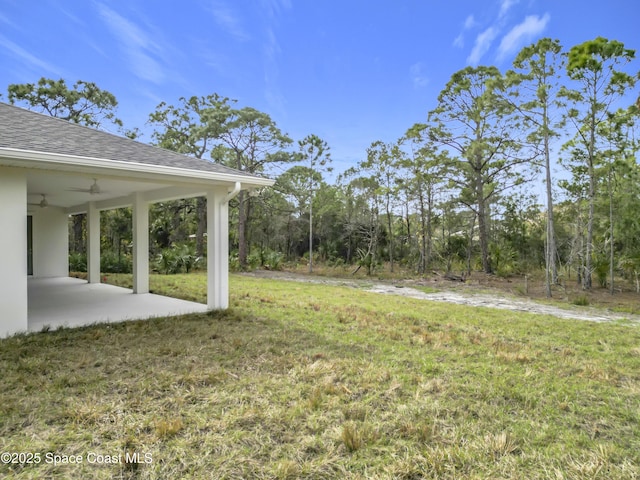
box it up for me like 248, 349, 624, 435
28, 277, 209, 332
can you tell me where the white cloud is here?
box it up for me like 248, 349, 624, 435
264, 27, 281, 62
453, 14, 477, 50
263, 27, 286, 114
260, 0, 292, 20
56, 6, 85, 27
467, 27, 498, 65
410, 62, 429, 88
0, 35, 63, 76
464, 14, 476, 29
208, 0, 250, 41
497, 13, 550, 60
260, 1, 293, 116
0, 12, 13, 26
96, 3, 165, 83
499, 0, 519, 18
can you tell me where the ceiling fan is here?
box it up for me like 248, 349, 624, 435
68, 178, 105, 195
28, 194, 49, 209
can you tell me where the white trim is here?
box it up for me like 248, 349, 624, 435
0, 147, 275, 188
65, 184, 245, 215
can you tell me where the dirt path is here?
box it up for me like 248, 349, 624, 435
240, 270, 640, 324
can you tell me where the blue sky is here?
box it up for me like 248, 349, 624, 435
0, 0, 638, 176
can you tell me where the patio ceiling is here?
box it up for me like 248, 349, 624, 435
25, 167, 217, 214
26, 170, 169, 211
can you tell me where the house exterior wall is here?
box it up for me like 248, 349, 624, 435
32, 207, 69, 277
0, 167, 28, 337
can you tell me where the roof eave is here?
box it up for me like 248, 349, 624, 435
0, 147, 275, 189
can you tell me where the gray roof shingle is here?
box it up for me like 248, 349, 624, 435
0, 102, 260, 178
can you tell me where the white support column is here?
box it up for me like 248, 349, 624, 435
0, 168, 27, 337
207, 188, 230, 309
86, 201, 101, 283
132, 193, 149, 294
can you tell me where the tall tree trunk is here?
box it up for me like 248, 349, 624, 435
585, 158, 595, 290
237, 191, 247, 269
609, 167, 614, 295
418, 190, 427, 275
367, 204, 379, 276
476, 173, 492, 274
426, 185, 433, 271
404, 200, 411, 271
72, 214, 86, 254
386, 198, 394, 273
286, 215, 294, 260
584, 97, 598, 290
308, 191, 313, 273
195, 197, 206, 258
544, 122, 557, 297
467, 214, 476, 276
578, 225, 584, 286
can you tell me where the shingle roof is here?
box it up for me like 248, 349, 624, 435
0, 102, 259, 178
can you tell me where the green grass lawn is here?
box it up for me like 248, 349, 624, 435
1, 273, 640, 479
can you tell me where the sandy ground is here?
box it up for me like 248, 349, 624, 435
240, 270, 640, 324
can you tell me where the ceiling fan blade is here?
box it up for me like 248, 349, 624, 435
68, 179, 104, 195
28, 194, 48, 208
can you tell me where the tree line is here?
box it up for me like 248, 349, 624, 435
6, 37, 640, 296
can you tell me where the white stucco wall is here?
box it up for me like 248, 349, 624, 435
32, 207, 69, 277
0, 167, 28, 337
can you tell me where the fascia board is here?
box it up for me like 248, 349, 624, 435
0, 148, 275, 188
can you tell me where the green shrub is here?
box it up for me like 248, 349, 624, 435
594, 261, 609, 288
491, 243, 518, 278
262, 249, 284, 271
247, 250, 262, 270
572, 294, 590, 306
156, 248, 177, 274
68, 252, 87, 272
229, 251, 241, 272
173, 244, 201, 273
101, 252, 132, 273
155, 243, 201, 274
328, 257, 345, 268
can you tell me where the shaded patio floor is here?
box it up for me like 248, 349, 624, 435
28, 277, 209, 332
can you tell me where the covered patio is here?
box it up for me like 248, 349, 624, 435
0, 102, 274, 338
27, 277, 209, 332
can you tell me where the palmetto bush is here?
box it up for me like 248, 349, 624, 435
69, 251, 132, 274
261, 249, 284, 270
101, 251, 132, 274
155, 243, 201, 274
68, 252, 87, 272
